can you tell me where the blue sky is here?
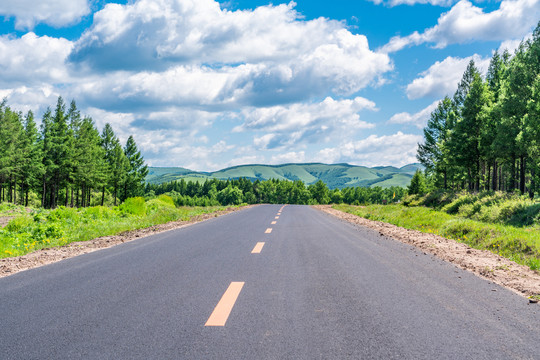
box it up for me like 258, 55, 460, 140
0, 0, 538, 170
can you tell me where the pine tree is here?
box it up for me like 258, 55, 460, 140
407, 170, 427, 195
123, 135, 148, 200
20, 111, 43, 206
110, 142, 129, 206
417, 96, 453, 189
100, 123, 118, 205
74, 117, 107, 207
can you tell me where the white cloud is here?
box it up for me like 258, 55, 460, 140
317, 132, 423, 167
270, 151, 306, 164
0, 85, 61, 116
68, 0, 391, 105
381, 0, 540, 53
235, 97, 377, 149
0, 33, 73, 86
368, 0, 456, 6
498, 32, 533, 54
388, 100, 440, 128
0, 0, 90, 30
406, 54, 490, 100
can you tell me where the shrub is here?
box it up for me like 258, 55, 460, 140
5, 215, 34, 232
83, 206, 116, 220
119, 197, 147, 216
47, 206, 79, 222
157, 194, 175, 206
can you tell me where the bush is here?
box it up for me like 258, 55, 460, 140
119, 197, 147, 216
83, 206, 116, 220
5, 215, 34, 232
47, 206, 79, 221
157, 194, 175, 206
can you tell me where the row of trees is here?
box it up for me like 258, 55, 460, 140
145, 178, 407, 206
417, 22, 540, 197
0, 97, 148, 208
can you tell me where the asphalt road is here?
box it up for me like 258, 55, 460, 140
1, 205, 538, 359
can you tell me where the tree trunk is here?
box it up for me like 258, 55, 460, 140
8, 176, 12, 203
529, 166, 535, 199
520, 155, 526, 195
443, 169, 447, 190
71, 187, 74, 207
486, 164, 490, 191
13, 175, 16, 204
101, 186, 105, 206
476, 159, 481, 191
492, 160, 498, 191
42, 175, 46, 208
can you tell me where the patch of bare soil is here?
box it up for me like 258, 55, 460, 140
0, 216, 14, 228
314, 205, 540, 301
0, 206, 255, 278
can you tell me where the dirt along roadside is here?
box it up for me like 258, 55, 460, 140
315, 205, 540, 301
0, 206, 254, 278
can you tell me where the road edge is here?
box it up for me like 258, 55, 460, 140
314, 205, 540, 301
0, 205, 257, 278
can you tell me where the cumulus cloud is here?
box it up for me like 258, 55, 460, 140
406, 54, 490, 100
498, 32, 533, 54
0, 33, 73, 86
381, 0, 540, 53
68, 0, 391, 107
368, 0, 456, 6
388, 100, 440, 128
0, 85, 61, 116
317, 132, 423, 167
270, 151, 306, 164
0, 0, 90, 30
235, 97, 377, 149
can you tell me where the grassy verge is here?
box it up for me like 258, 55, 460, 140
0, 195, 236, 259
334, 204, 540, 271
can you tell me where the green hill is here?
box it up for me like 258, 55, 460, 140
146, 163, 422, 189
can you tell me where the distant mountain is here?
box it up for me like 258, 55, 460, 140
146, 163, 423, 189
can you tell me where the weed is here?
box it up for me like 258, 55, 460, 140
334, 203, 540, 271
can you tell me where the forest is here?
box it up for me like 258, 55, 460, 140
417, 23, 540, 197
0, 97, 148, 208
144, 177, 407, 206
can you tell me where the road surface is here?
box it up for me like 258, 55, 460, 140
1, 205, 538, 359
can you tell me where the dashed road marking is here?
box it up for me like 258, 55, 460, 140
251, 242, 265, 254
265, 228, 272, 234
205, 282, 245, 326
275, 216, 279, 219
271, 221, 277, 225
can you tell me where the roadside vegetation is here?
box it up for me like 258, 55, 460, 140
334, 190, 540, 271
145, 177, 406, 206
0, 196, 232, 259
417, 23, 540, 198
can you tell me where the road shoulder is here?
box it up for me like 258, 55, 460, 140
314, 205, 540, 301
0, 205, 255, 278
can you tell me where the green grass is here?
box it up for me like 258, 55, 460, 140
334, 204, 540, 271
0, 197, 234, 259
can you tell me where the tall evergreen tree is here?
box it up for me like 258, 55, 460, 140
20, 111, 43, 206
123, 135, 148, 200
417, 96, 453, 189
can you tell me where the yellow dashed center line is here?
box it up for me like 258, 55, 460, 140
271, 221, 277, 225
205, 282, 245, 326
251, 242, 265, 254
265, 228, 273, 234
275, 216, 279, 219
